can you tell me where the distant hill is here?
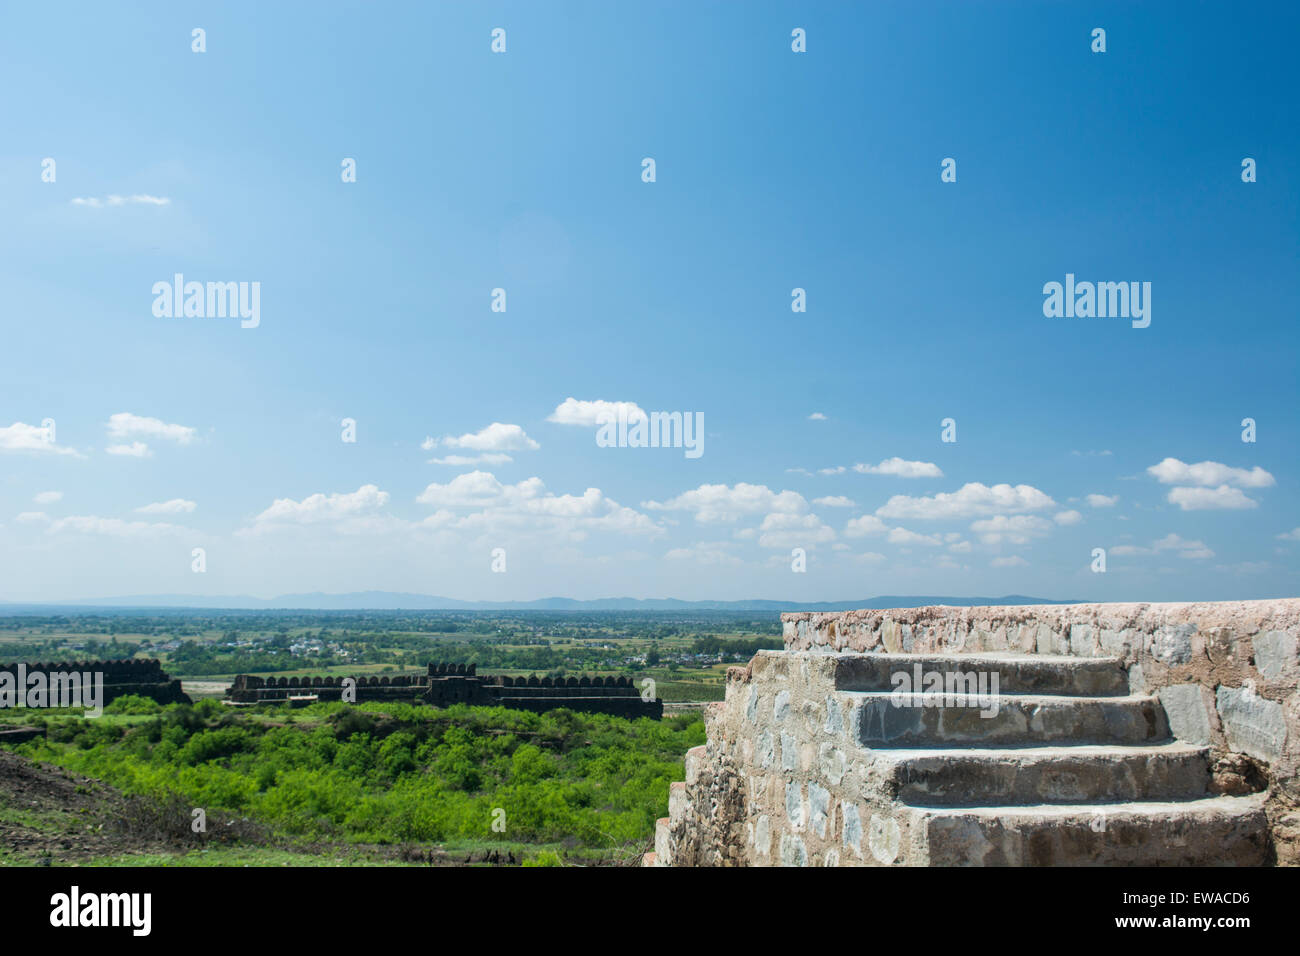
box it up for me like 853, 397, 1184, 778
0, 592, 1080, 613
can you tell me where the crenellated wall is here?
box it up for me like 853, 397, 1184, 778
225, 662, 661, 718
0, 658, 189, 706
651, 599, 1299, 866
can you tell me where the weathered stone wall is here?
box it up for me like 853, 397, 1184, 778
226, 664, 662, 718
653, 600, 1298, 866
0, 658, 189, 706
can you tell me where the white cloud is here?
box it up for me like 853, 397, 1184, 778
877, 482, 1055, 520
948, 540, 972, 553
16, 512, 48, 523
818, 466, 847, 475
853, 458, 943, 478
757, 513, 835, 549
808, 412, 827, 421
1054, 510, 1083, 525
1167, 485, 1258, 511
106, 413, 196, 445
0, 422, 79, 456
135, 499, 197, 515
72, 194, 171, 208
548, 398, 647, 427
843, 514, 889, 538
434, 422, 539, 452
417, 472, 661, 538
991, 555, 1028, 568
1152, 533, 1214, 559
427, 453, 514, 466
106, 442, 152, 458
33, 491, 62, 505
970, 514, 1054, 546
887, 527, 943, 547
1085, 494, 1118, 508
643, 483, 808, 523
842, 551, 886, 564
48, 515, 185, 537
1111, 533, 1214, 560
1278, 528, 1300, 542
664, 542, 743, 566
253, 484, 390, 526
813, 495, 855, 508
1146, 458, 1274, 488
417, 472, 544, 509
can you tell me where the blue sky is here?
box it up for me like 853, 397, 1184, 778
1, 1, 1296, 604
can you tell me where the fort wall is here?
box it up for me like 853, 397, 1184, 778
653, 599, 1299, 866
0, 658, 189, 706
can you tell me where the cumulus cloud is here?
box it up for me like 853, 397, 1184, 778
853, 458, 943, 478
548, 398, 647, 426
844, 514, 889, 538
0, 422, 80, 456
1111, 533, 1213, 560
16, 512, 48, 523
1278, 528, 1300, 542
812, 495, 855, 508
417, 472, 544, 509
876, 482, 1054, 520
992, 555, 1028, 568
106, 413, 196, 445
1085, 494, 1118, 508
643, 483, 808, 523
417, 472, 661, 538
970, 514, 1054, 546
842, 551, 886, 564
429, 422, 539, 453
135, 499, 197, 515
1146, 458, 1274, 488
1167, 485, 1259, 511
1054, 510, 1083, 526
106, 442, 152, 458
48, 515, 185, 537
808, 412, 827, 421
252, 484, 391, 529
427, 453, 514, 466
757, 512, 835, 549
33, 491, 63, 504
887, 527, 943, 547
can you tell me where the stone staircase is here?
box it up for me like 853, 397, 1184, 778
648, 651, 1273, 866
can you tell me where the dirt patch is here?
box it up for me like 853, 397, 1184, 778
0, 747, 144, 863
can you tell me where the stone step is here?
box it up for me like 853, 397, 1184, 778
654, 816, 672, 866
848, 692, 1169, 747
910, 795, 1271, 866
871, 743, 1210, 807
684, 745, 708, 785
669, 781, 688, 825
832, 653, 1129, 697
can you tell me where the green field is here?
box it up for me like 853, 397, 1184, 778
1, 695, 705, 866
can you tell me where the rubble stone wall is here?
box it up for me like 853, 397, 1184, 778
657, 600, 1299, 866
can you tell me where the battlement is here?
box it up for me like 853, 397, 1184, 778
1, 658, 167, 680
0, 658, 188, 706
225, 663, 660, 718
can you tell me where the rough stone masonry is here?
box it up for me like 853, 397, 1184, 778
647, 599, 1299, 866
